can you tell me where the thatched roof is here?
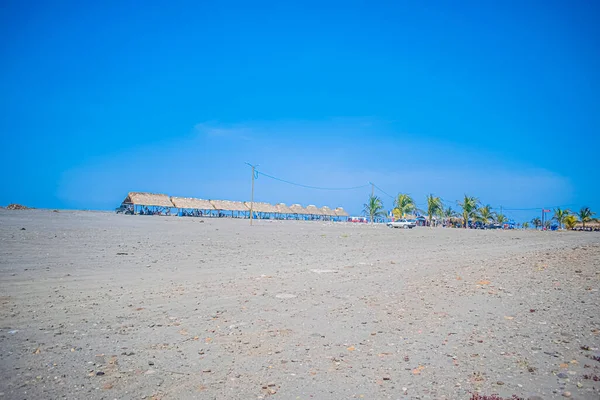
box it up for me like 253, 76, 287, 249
170, 197, 214, 210
320, 206, 336, 216
276, 203, 293, 214
210, 199, 249, 212
289, 204, 309, 215
334, 207, 349, 217
123, 192, 174, 207
245, 201, 278, 213
574, 220, 600, 228
305, 205, 324, 216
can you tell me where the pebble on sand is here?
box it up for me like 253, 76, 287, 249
275, 293, 296, 299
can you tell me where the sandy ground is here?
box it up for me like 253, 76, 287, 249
0, 209, 599, 400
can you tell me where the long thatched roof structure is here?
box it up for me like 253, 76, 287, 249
276, 203, 294, 214
120, 192, 348, 218
245, 201, 278, 213
289, 204, 309, 215
334, 207, 349, 217
170, 197, 214, 210
210, 199, 249, 212
574, 220, 600, 228
123, 192, 174, 207
305, 205, 324, 216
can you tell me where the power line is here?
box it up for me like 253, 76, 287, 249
247, 165, 585, 217
256, 169, 370, 191
370, 182, 395, 199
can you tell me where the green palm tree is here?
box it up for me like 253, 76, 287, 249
426, 194, 442, 227
442, 206, 457, 226
495, 213, 507, 225
576, 206, 596, 229
544, 219, 552, 230
531, 217, 541, 229
443, 206, 457, 218
458, 195, 479, 228
522, 221, 530, 229
478, 204, 495, 225
553, 208, 571, 230
564, 215, 577, 230
393, 193, 415, 219
363, 195, 386, 223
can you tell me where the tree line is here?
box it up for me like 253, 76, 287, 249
363, 194, 597, 229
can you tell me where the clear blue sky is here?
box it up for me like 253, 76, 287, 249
1, 0, 598, 221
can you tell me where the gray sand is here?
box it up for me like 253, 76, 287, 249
0, 209, 599, 399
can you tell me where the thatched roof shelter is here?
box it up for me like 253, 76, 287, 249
245, 201, 278, 213
305, 205, 324, 216
574, 220, 600, 228
320, 206, 336, 216
170, 197, 214, 210
276, 203, 293, 214
123, 192, 174, 207
289, 204, 309, 215
210, 200, 249, 212
334, 207, 349, 217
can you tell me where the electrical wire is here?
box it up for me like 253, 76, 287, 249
246, 165, 584, 216
370, 182, 395, 199
256, 170, 370, 191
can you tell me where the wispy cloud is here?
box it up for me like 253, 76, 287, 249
193, 122, 253, 141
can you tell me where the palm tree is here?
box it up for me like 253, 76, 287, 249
553, 207, 571, 230
531, 217, 542, 229
564, 215, 577, 230
393, 193, 415, 219
443, 206, 457, 227
544, 219, 552, 230
576, 206, 596, 229
426, 194, 442, 227
496, 213, 507, 225
522, 221, 530, 229
363, 195, 386, 224
478, 204, 495, 226
458, 195, 479, 228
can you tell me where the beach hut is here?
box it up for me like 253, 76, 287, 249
121, 192, 174, 215
276, 203, 294, 219
209, 200, 249, 218
573, 220, 600, 231
244, 201, 278, 219
320, 206, 336, 221
170, 197, 215, 217
305, 205, 324, 220
334, 207, 349, 221
289, 204, 310, 220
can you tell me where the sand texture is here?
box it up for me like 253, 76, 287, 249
1, 209, 599, 399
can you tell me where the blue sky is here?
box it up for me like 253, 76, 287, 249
1, 0, 598, 221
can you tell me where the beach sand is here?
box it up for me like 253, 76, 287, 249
0, 209, 599, 399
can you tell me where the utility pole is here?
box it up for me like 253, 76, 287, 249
541, 209, 544, 230
370, 182, 375, 223
245, 163, 259, 225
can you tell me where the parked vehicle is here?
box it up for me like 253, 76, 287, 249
387, 219, 416, 229
485, 223, 502, 229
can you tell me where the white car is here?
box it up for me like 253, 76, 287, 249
387, 219, 417, 229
